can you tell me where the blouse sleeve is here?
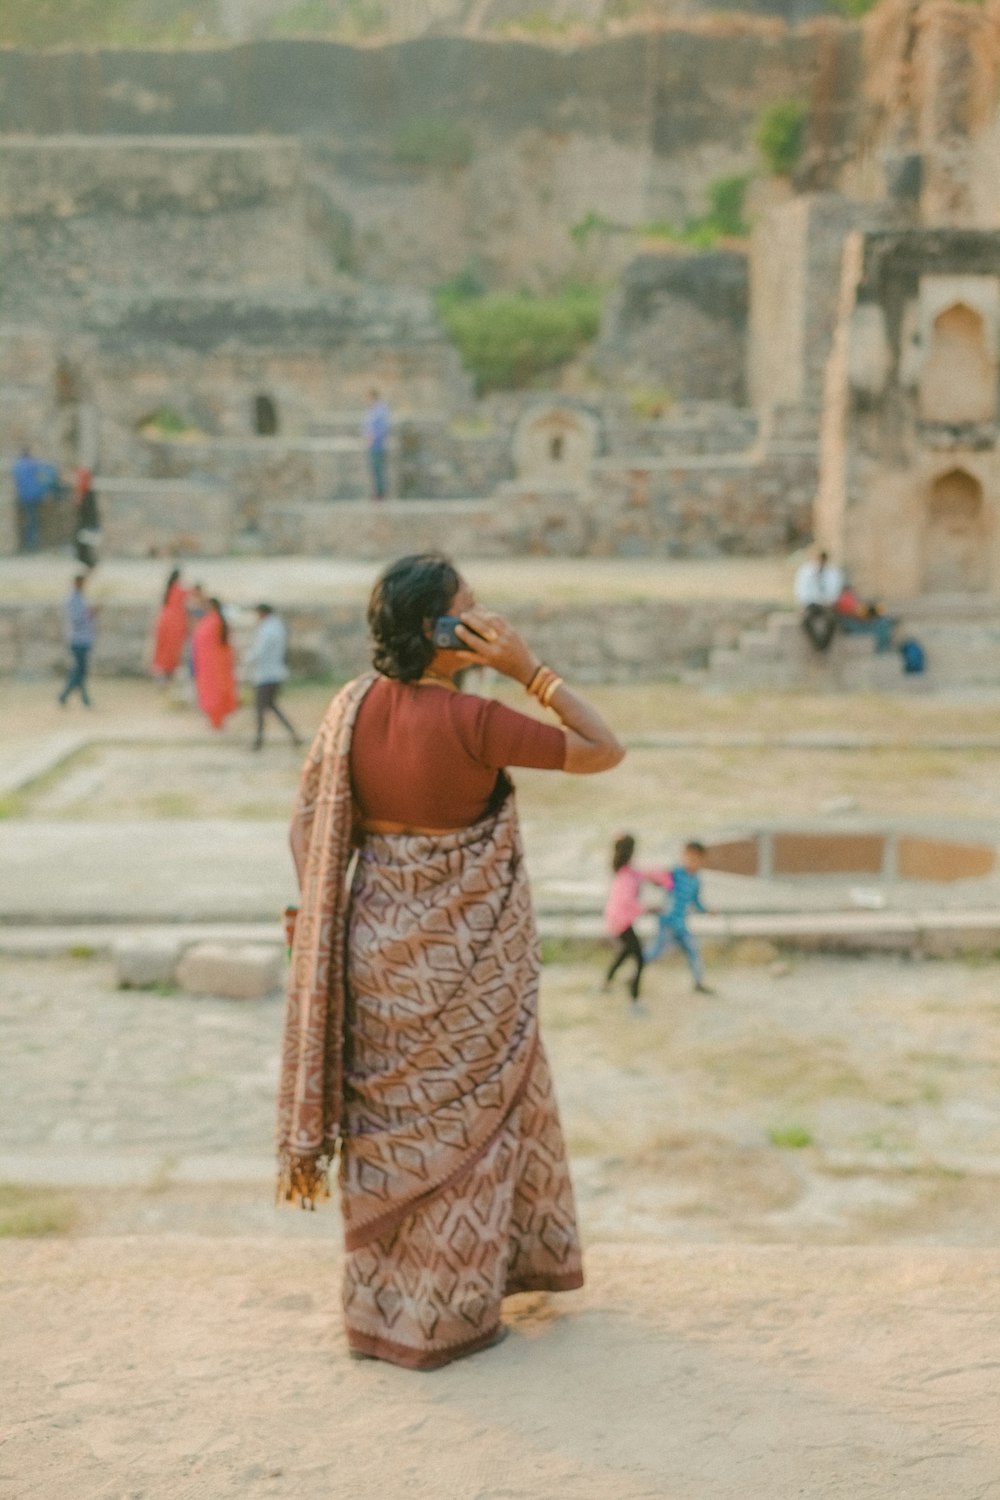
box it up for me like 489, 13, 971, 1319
460, 696, 566, 772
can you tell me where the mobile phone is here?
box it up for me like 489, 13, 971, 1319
432, 616, 483, 650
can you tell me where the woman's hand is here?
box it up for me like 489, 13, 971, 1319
455, 608, 540, 686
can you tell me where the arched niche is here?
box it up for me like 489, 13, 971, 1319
919, 303, 997, 424
513, 405, 598, 483
924, 468, 989, 593
254, 393, 279, 436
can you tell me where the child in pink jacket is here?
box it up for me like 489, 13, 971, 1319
603, 833, 672, 1009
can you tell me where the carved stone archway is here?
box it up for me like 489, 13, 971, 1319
513, 404, 599, 484
924, 467, 989, 592
919, 303, 997, 424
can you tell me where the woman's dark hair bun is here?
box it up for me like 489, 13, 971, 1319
368, 553, 461, 682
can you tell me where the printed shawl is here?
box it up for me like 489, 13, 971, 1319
276, 673, 376, 1205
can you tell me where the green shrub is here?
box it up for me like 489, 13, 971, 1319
705, 174, 750, 237
394, 116, 474, 171
436, 284, 603, 393
435, 263, 489, 305
638, 174, 749, 249
140, 408, 193, 438
756, 100, 808, 177
569, 210, 618, 248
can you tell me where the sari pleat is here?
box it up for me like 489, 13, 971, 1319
341, 809, 582, 1368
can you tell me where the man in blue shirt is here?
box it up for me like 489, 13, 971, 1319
363, 389, 390, 500
58, 574, 96, 707
13, 449, 58, 552
644, 840, 714, 994
249, 603, 303, 751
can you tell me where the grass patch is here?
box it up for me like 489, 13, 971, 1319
0, 1184, 77, 1237
67, 944, 96, 960
767, 1125, 813, 1150
540, 936, 607, 966
639, 174, 749, 249
435, 283, 603, 393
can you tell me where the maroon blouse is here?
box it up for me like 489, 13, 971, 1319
350, 677, 566, 828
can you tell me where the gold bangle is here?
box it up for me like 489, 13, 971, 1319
541, 675, 564, 707
526, 664, 546, 696
527, 666, 555, 701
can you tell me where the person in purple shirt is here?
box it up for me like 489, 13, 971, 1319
363, 389, 391, 500
13, 448, 58, 553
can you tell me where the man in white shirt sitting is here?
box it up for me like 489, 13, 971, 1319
249, 604, 303, 751
794, 549, 844, 652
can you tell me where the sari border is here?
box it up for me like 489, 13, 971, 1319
346, 1321, 504, 1372
343, 1028, 539, 1253
345, 1269, 585, 1370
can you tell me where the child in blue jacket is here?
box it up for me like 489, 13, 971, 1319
644, 841, 714, 994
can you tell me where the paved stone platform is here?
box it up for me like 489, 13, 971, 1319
2, 1238, 998, 1499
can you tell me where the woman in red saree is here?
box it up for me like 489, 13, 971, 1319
277, 554, 624, 1370
191, 597, 239, 729
152, 568, 189, 680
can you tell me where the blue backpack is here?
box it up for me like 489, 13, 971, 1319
899, 638, 926, 675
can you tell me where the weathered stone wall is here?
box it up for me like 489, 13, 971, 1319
0, 593, 773, 683
589, 452, 817, 557
748, 194, 890, 428
817, 228, 1000, 600
0, 137, 329, 323
75, 288, 471, 476
594, 250, 749, 403
0, 31, 864, 288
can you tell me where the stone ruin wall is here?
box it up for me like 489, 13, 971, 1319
0, 28, 865, 291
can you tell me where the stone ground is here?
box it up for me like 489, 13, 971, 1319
6, 612, 1000, 1494
6, 678, 1000, 923
0, 554, 796, 607
5, 949, 1000, 1245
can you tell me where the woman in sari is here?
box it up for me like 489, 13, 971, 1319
277, 553, 624, 1371
191, 596, 239, 729
152, 568, 189, 681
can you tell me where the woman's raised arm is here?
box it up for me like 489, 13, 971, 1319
455, 608, 625, 776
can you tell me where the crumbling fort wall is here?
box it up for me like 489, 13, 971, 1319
0, 30, 864, 288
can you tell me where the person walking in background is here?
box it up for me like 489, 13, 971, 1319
644, 840, 714, 995
794, 548, 844, 653
603, 834, 672, 1013
58, 573, 96, 708
363, 388, 390, 500
152, 567, 190, 682
191, 596, 239, 730
13, 448, 58, 553
249, 603, 302, 750
71, 467, 101, 570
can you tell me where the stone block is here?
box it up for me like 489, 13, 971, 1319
176, 942, 283, 1000
114, 937, 183, 990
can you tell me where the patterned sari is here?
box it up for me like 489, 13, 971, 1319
277, 675, 583, 1370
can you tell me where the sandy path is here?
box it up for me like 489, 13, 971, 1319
2, 1237, 998, 1499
